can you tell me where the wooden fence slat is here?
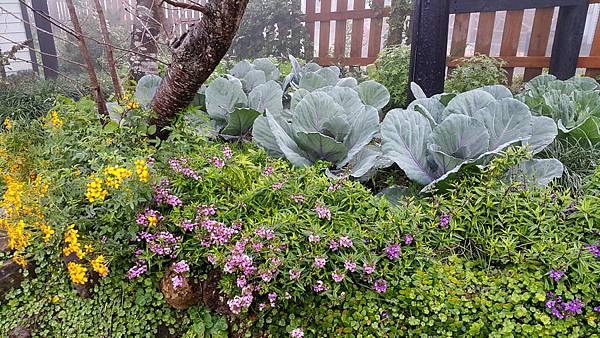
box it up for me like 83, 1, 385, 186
549, 2, 589, 80
334, 0, 348, 59
368, 0, 385, 58
474, 12, 496, 54
523, 7, 554, 81
319, 0, 332, 58
585, 9, 600, 77
350, 0, 366, 58
306, 0, 316, 59
499, 10, 525, 82
450, 13, 471, 57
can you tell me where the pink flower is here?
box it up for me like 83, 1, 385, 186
332, 270, 345, 282
313, 280, 328, 293
290, 328, 304, 337
272, 182, 284, 190
255, 227, 274, 240
289, 269, 301, 280
268, 292, 278, 304
172, 260, 189, 273
313, 257, 327, 268
329, 239, 339, 251
209, 157, 225, 168
223, 146, 233, 159
262, 166, 274, 176
237, 276, 247, 288
363, 262, 376, 275
339, 236, 353, 248
404, 234, 414, 245
344, 260, 357, 272
328, 183, 341, 192
385, 243, 401, 260
315, 205, 331, 220
198, 204, 217, 217
308, 234, 321, 243
291, 194, 305, 204
373, 279, 388, 293
171, 275, 184, 289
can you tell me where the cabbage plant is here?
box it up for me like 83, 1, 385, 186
382, 84, 563, 191
283, 55, 363, 93
205, 59, 283, 138
519, 75, 600, 143
252, 82, 390, 177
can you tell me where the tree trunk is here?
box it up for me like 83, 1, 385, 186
150, 0, 250, 135
129, 0, 164, 82
64, 0, 108, 116
92, 0, 123, 99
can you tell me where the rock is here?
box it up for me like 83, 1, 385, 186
7, 325, 31, 338
160, 268, 201, 310
0, 230, 9, 252
0, 259, 25, 298
201, 269, 231, 315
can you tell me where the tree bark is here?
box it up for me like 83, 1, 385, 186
64, 0, 108, 116
92, 0, 123, 99
150, 0, 250, 135
129, 0, 164, 82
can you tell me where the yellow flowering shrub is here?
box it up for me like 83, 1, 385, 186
90, 255, 109, 277
85, 178, 108, 203
63, 225, 84, 259
135, 160, 149, 182
66, 262, 88, 285
49, 111, 63, 128
103, 166, 133, 189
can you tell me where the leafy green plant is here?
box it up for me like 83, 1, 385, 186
252, 81, 389, 177
381, 83, 562, 191
445, 54, 509, 93
368, 45, 411, 109
518, 74, 600, 143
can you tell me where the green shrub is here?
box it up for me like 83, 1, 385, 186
368, 45, 411, 109
445, 54, 509, 93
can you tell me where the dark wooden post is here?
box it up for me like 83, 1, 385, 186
19, 1, 39, 76
408, 0, 450, 100
31, 0, 59, 79
549, 1, 589, 80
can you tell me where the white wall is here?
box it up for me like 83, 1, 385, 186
0, 0, 33, 75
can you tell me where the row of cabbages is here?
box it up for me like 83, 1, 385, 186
133, 57, 600, 191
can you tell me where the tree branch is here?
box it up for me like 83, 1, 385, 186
161, 0, 210, 16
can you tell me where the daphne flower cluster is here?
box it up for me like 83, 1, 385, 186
200, 219, 238, 246
223, 146, 233, 159
168, 158, 201, 180
339, 236, 353, 248
198, 204, 217, 217
363, 262, 376, 274
332, 270, 345, 282
255, 227, 274, 240
313, 280, 328, 293
586, 241, 600, 257
404, 234, 414, 245
546, 293, 585, 319
385, 243, 401, 260
328, 182, 342, 192
439, 213, 451, 227
291, 194, 305, 204
373, 279, 388, 293
262, 166, 274, 176
227, 287, 254, 314
153, 179, 182, 206
290, 328, 304, 337
209, 157, 225, 168
271, 182, 284, 190
344, 260, 357, 272
308, 234, 320, 243
315, 205, 331, 220
138, 231, 181, 256
136, 209, 163, 227
172, 260, 190, 273
547, 269, 565, 282
171, 275, 184, 289
127, 260, 148, 279
313, 257, 327, 268
180, 220, 198, 232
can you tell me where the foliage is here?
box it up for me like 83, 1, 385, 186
368, 45, 411, 110
387, 0, 413, 45
381, 83, 562, 191
518, 75, 600, 143
230, 0, 306, 59
539, 138, 600, 192
252, 78, 389, 177
445, 54, 509, 93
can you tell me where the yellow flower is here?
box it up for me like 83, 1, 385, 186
103, 166, 133, 189
84, 244, 94, 254
106, 138, 113, 145
67, 262, 88, 284
63, 225, 84, 259
49, 111, 63, 128
40, 223, 54, 242
7, 220, 30, 251
90, 255, 109, 277
51, 295, 60, 303
13, 253, 27, 267
3, 117, 12, 130
85, 178, 108, 203
147, 215, 158, 227
134, 160, 149, 182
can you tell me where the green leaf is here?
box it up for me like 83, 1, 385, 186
221, 108, 261, 136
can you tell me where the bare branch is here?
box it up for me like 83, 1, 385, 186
160, 0, 210, 15
0, 35, 86, 68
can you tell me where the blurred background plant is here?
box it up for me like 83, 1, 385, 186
445, 54, 509, 93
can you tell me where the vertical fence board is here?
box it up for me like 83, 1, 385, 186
334, 0, 348, 59
319, 0, 332, 58
523, 7, 554, 81
474, 12, 496, 54
500, 10, 525, 82
585, 9, 600, 77
350, 0, 366, 58
368, 0, 385, 58
306, 0, 316, 59
550, 3, 589, 79
450, 13, 471, 58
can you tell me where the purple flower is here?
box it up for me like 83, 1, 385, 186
332, 270, 345, 282
564, 298, 584, 314
181, 220, 197, 232
127, 261, 147, 279
339, 236, 353, 248
223, 146, 233, 159
237, 276, 247, 288
328, 183, 341, 192
551, 307, 565, 319
289, 269, 301, 280
138, 231, 181, 256
308, 234, 321, 243
209, 157, 225, 168
594, 306, 600, 313
227, 293, 253, 315
363, 262, 376, 274
171, 275, 184, 289
547, 269, 565, 282
290, 328, 304, 337
315, 205, 331, 220
344, 260, 357, 272
404, 234, 414, 245
313, 280, 328, 293
255, 227, 274, 240
198, 204, 217, 217
385, 243, 401, 260
262, 166, 274, 176
291, 194, 305, 204
154, 180, 182, 206
172, 260, 190, 273
313, 257, 327, 269
168, 158, 201, 180
136, 209, 163, 227
586, 243, 600, 257
439, 213, 451, 227
373, 279, 388, 293
272, 182, 284, 190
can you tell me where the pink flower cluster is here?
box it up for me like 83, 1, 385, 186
198, 204, 217, 217
154, 179, 182, 206
291, 194, 305, 204
315, 205, 331, 220
171, 275, 184, 289
168, 158, 201, 180
223, 146, 233, 159
200, 219, 238, 246
138, 231, 181, 256
172, 260, 190, 273
127, 260, 147, 279
209, 157, 225, 168
262, 166, 274, 176
136, 209, 163, 226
